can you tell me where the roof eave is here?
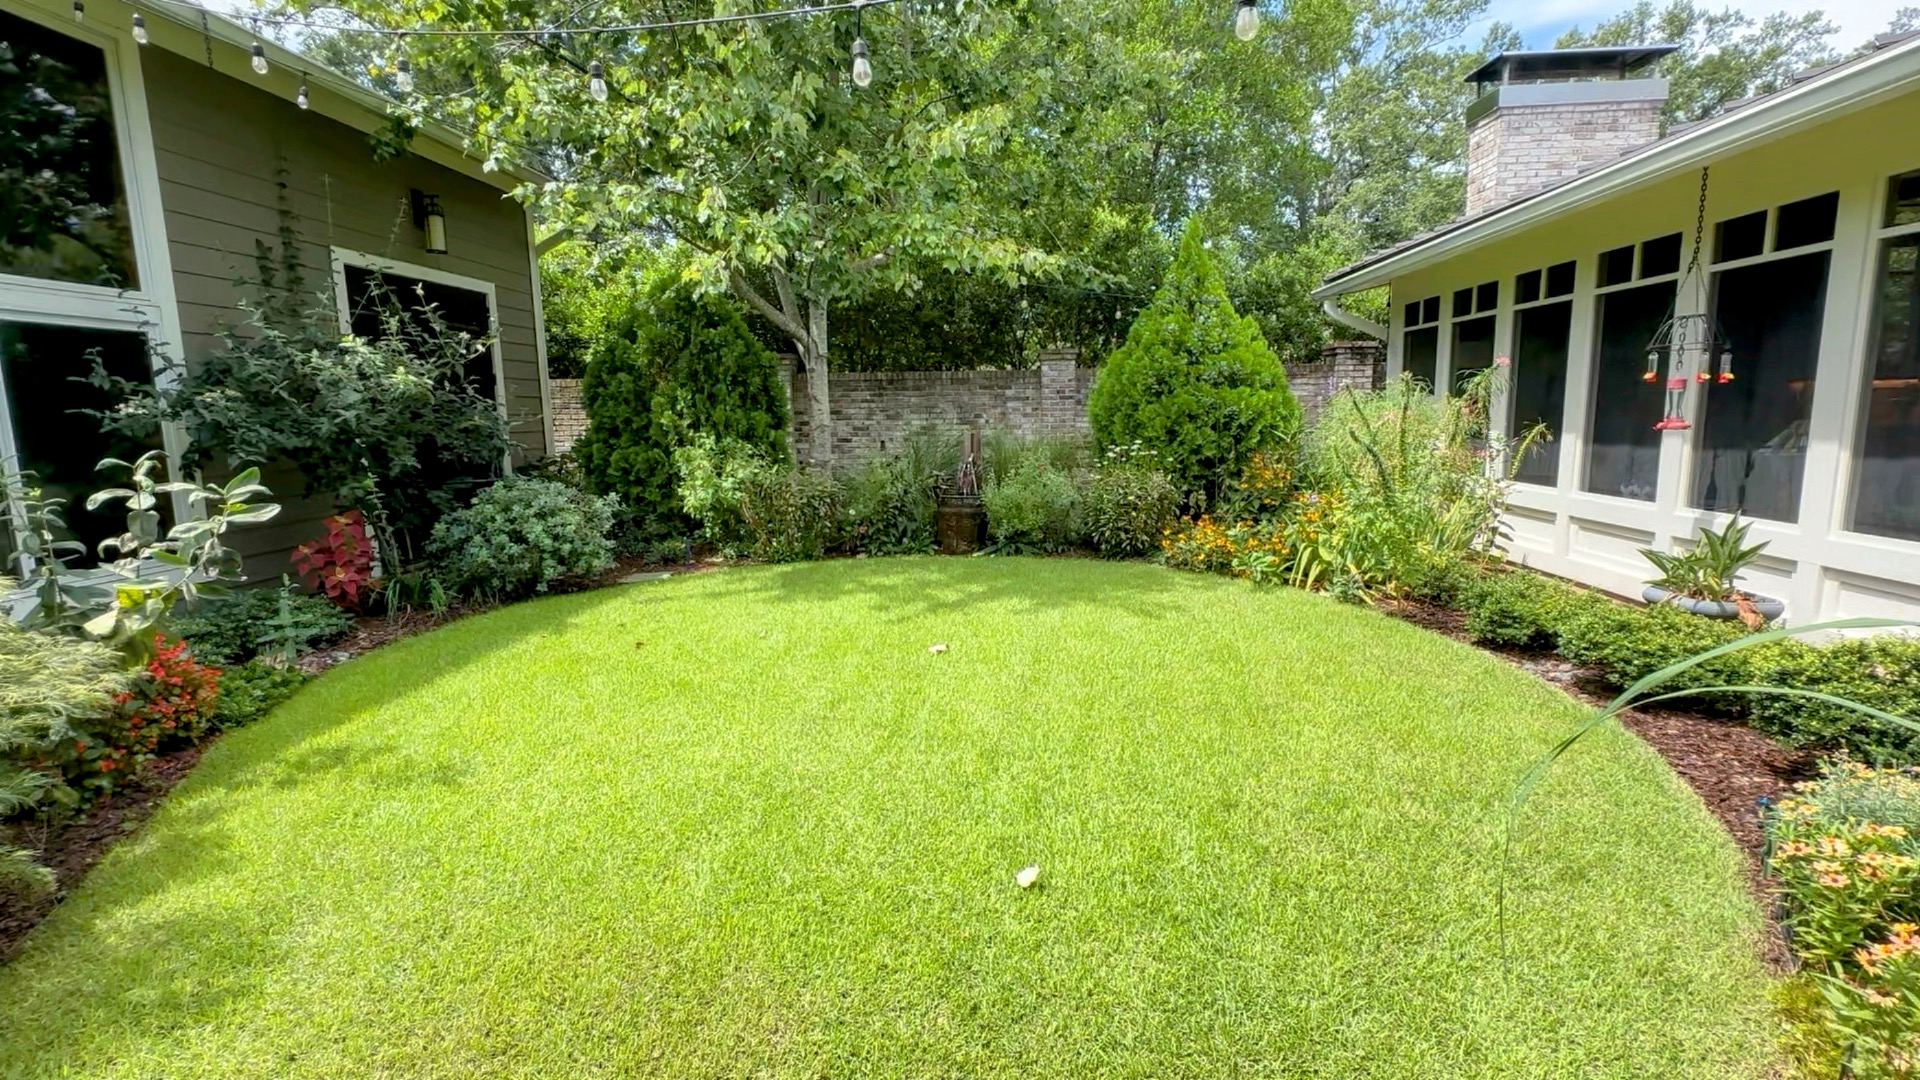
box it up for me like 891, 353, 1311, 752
1314, 33, 1920, 300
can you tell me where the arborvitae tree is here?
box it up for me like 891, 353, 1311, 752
1088, 220, 1301, 502
576, 281, 791, 536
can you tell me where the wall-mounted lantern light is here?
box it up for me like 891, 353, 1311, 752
410, 189, 447, 255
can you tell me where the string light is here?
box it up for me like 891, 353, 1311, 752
587, 60, 608, 102
141, 0, 908, 39
395, 55, 414, 92
296, 73, 309, 109
1232, 0, 1258, 41
71, 0, 83, 22
131, 12, 148, 44
251, 40, 269, 74
850, 37, 871, 86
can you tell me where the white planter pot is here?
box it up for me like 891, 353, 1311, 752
1642, 585, 1785, 623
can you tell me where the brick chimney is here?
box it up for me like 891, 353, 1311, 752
1463, 46, 1677, 216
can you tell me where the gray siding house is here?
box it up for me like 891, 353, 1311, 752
1, 0, 553, 574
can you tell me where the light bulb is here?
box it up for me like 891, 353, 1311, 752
850, 37, 872, 87
1233, 0, 1259, 40
395, 56, 413, 93
131, 13, 148, 43
587, 60, 608, 102
251, 42, 269, 75
296, 76, 309, 110
72, 1, 83, 22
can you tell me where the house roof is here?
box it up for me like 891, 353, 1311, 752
133, 0, 549, 191
1315, 29, 1920, 299
1463, 45, 1677, 86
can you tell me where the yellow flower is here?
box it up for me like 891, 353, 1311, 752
1818, 872, 1851, 888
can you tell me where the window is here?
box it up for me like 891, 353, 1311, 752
1713, 192, 1841, 264
1516, 260, 1576, 305
1584, 281, 1674, 501
1851, 170, 1920, 541
1639, 233, 1682, 278
1545, 260, 1576, 298
340, 263, 500, 405
1601, 235, 1680, 286
1511, 299, 1573, 486
1401, 294, 1440, 389
1716, 212, 1767, 263
1600, 245, 1635, 287
0, 323, 157, 567
1693, 251, 1829, 522
1451, 315, 1496, 393
0, 9, 136, 289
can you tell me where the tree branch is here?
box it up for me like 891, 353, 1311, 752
730, 267, 807, 344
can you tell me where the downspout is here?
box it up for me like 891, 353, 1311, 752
1320, 296, 1386, 340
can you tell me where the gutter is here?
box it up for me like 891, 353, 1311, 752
1320, 298, 1385, 340
1312, 32, 1920, 299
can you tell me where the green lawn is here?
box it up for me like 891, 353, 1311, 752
0, 558, 1774, 1077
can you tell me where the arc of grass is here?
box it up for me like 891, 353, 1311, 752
1499, 616, 1917, 965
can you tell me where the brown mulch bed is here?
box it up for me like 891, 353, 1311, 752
0, 746, 202, 962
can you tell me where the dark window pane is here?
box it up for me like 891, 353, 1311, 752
343, 265, 498, 403
1775, 192, 1838, 251
1546, 260, 1576, 297
1511, 301, 1572, 486
1451, 315, 1496, 393
1640, 233, 1682, 277
1600, 245, 1635, 287
1853, 236, 1920, 540
0, 323, 156, 566
1476, 280, 1499, 313
1887, 171, 1920, 229
1693, 251, 1829, 522
1421, 296, 1440, 325
1515, 269, 1542, 305
1715, 211, 1767, 263
1404, 326, 1439, 391
1584, 281, 1674, 501
1404, 301, 1420, 327
0, 11, 137, 288
1452, 287, 1474, 318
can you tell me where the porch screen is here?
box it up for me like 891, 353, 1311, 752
1404, 327, 1438, 389
1451, 316, 1495, 393
1852, 226, 1920, 540
1511, 301, 1572, 486
1692, 251, 1828, 522
1584, 282, 1673, 501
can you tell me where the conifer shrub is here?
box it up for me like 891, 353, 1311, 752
575, 280, 790, 538
1088, 221, 1300, 503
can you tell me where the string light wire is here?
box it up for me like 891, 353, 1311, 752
141, 0, 907, 41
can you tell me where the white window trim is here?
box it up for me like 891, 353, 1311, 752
1834, 169, 1920, 546
0, 1, 189, 577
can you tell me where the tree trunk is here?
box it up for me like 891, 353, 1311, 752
803, 298, 831, 466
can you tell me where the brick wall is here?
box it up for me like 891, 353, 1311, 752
545, 341, 1384, 466
1465, 99, 1663, 215
549, 378, 588, 455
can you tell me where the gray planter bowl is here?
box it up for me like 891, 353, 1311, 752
1642, 585, 1786, 623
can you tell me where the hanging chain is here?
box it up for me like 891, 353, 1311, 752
1685, 165, 1709, 276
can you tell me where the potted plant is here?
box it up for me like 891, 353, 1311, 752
1639, 514, 1785, 625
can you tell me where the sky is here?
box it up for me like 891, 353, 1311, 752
1477, 0, 1904, 48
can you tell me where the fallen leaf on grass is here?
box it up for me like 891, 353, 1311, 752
1016, 864, 1040, 888
928, 643, 949, 654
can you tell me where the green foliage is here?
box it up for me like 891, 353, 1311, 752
33, 636, 220, 808
842, 435, 954, 556
89, 249, 507, 559
14, 452, 280, 651
1767, 761, 1920, 1077
0, 618, 128, 894
1082, 457, 1180, 559
171, 581, 355, 667
1640, 514, 1769, 601
1553, 592, 1749, 689
982, 461, 1082, 554
671, 433, 767, 554
738, 467, 844, 563
575, 279, 789, 537
539, 245, 645, 379
426, 478, 617, 601
979, 430, 1089, 489
213, 660, 311, 731
1745, 637, 1920, 763
1459, 570, 1586, 650
1088, 222, 1300, 502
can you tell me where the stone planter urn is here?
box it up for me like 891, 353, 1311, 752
936, 495, 986, 555
1642, 585, 1786, 623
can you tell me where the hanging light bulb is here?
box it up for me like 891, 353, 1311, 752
131, 12, 148, 44
1233, 0, 1259, 40
850, 37, 872, 87
296, 74, 309, 110
251, 41, 269, 75
72, 0, 83, 22
587, 60, 608, 102
395, 55, 414, 93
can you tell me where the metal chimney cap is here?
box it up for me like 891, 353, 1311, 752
1465, 45, 1681, 86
